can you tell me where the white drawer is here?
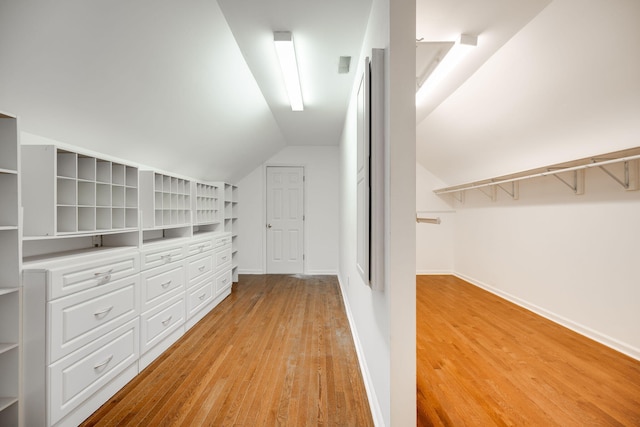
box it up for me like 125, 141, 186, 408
187, 252, 213, 285
48, 275, 139, 363
215, 248, 232, 272
213, 233, 232, 248
140, 242, 186, 270
140, 294, 185, 355
186, 278, 214, 319
140, 262, 186, 312
215, 269, 233, 297
46, 250, 139, 300
49, 319, 139, 426
186, 238, 213, 257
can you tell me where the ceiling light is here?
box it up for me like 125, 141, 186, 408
274, 31, 304, 111
416, 34, 477, 104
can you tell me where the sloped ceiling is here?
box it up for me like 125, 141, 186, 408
0, 0, 371, 182
416, 0, 640, 185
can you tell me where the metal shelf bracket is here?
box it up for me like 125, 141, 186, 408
452, 190, 465, 204
548, 168, 585, 195
478, 185, 497, 201
594, 158, 639, 191
495, 181, 519, 200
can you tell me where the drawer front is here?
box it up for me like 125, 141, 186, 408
187, 253, 213, 285
49, 275, 139, 363
140, 263, 186, 312
187, 278, 214, 319
214, 234, 232, 249
186, 238, 213, 257
48, 251, 139, 300
140, 295, 185, 354
215, 269, 233, 297
215, 248, 232, 272
140, 243, 186, 270
49, 319, 139, 426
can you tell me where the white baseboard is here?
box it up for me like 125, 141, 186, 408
416, 269, 453, 275
454, 272, 640, 361
305, 269, 338, 275
238, 268, 264, 274
337, 274, 385, 427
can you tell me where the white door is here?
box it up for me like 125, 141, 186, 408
266, 166, 304, 274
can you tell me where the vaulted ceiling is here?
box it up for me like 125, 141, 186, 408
1, 1, 637, 186
0, 0, 371, 182
416, 0, 640, 185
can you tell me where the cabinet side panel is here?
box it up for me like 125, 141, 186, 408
21, 146, 55, 236
22, 270, 48, 427
139, 171, 155, 229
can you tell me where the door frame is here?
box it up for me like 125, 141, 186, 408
263, 164, 306, 274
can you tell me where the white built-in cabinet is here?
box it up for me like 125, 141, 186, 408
0, 112, 20, 427
21, 146, 139, 236
18, 141, 238, 426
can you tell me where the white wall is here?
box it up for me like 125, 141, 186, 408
446, 169, 640, 360
338, 0, 416, 425
415, 162, 454, 274
237, 145, 339, 275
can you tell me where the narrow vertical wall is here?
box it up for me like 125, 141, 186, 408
338, 0, 416, 425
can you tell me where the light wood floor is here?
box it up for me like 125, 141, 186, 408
81, 274, 373, 426
417, 275, 640, 426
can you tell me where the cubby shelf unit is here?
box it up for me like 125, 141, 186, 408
224, 183, 239, 282
0, 112, 21, 426
193, 182, 221, 226
140, 171, 192, 230
22, 145, 139, 237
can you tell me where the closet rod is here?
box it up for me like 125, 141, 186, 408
434, 153, 640, 195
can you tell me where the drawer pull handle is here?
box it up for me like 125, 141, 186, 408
94, 306, 114, 318
161, 280, 172, 288
94, 269, 114, 284
222, 278, 228, 284
198, 293, 207, 300
94, 354, 113, 371
199, 245, 205, 252
198, 266, 206, 272
161, 254, 173, 263
222, 256, 228, 261
162, 316, 173, 326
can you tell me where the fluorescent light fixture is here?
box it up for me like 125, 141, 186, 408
274, 31, 304, 111
416, 34, 477, 104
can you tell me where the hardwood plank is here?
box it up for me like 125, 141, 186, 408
417, 275, 640, 426
81, 274, 373, 426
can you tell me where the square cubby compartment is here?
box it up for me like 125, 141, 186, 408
96, 207, 111, 230
112, 163, 125, 185
96, 184, 111, 207
126, 188, 138, 208
112, 208, 125, 229
96, 160, 111, 183
77, 156, 96, 181
56, 150, 77, 179
125, 208, 138, 228
77, 181, 95, 206
77, 207, 95, 231
56, 206, 77, 233
56, 178, 76, 206
112, 186, 125, 208
125, 166, 137, 187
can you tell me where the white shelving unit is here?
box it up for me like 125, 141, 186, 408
191, 181, 222, 232
0, 112, 21, 426
224, 183, 239, 282
21, 146, 139, 236
139, 171, 192, 230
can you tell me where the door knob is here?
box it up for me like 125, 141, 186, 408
267, 224, 272, 228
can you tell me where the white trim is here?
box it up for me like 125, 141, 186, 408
337, 274, 385, 426
305, 269, 338, 275
238, 269, 264, 275
455, 272, 640, 361
416, 269, 453, 275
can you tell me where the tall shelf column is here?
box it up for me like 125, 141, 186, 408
0, 112, 21, 426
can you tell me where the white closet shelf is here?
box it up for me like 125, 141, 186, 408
434, 146, 640, 196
